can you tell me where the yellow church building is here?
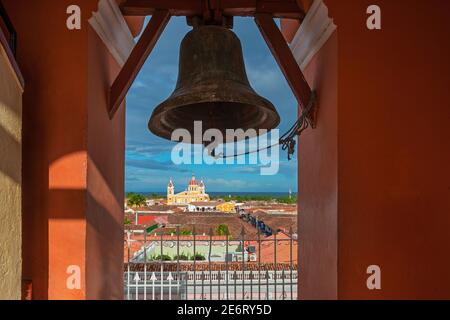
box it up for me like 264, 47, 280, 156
167, 176, 210, 205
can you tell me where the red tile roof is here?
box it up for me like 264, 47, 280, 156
190, 201, 220, 206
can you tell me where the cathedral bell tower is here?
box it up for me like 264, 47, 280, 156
199, 180, 205, 194
167, 179, 174, 204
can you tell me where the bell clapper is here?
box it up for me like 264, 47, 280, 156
204, 141, 217, 158
205, 141, 214, 158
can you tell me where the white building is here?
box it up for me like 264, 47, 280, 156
186, 202, 221, 213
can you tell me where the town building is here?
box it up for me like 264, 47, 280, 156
167, 176, 210, 205
127, 205, 176, 225
186, 201, 219, 212
216, 202, 237, 213
186, 201, 237, 213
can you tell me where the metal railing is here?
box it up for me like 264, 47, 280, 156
124, 227, 298, 300
0, 0, 16, 56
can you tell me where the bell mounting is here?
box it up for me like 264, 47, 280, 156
109, 0, 317, 130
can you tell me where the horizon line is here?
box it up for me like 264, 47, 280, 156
125, 190, 299, 194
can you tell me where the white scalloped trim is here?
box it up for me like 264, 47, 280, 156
290, 0, 336, 71
89, 0, 135, 66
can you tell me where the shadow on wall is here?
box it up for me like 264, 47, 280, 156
0, 123, 20, 183
45, 187, 123, 300
46, 151, 124, 299
1, 0, 126, 300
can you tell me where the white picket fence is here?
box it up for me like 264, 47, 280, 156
124, 270, 298, 300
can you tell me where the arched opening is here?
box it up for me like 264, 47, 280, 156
123, 11, 303, 300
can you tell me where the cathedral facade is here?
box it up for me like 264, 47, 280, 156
167, 176, 210, 205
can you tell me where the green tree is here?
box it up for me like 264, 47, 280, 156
190, 254, 206, 261
210, 194, 297, 204
153, 254, 172, 261
180, 229, 193, 236
127, 192, 147, 208
216, 224, 229, 236
174, 253, 189, 261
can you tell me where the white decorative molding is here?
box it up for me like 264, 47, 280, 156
89, 0, 135, 66
290, 0, 336, 71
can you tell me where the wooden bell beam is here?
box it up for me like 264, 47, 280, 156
109, 10, 170, 118
255, 13, 316, 127
120, 0, 305, 19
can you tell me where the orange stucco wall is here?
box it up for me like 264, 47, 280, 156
4, 0, 126, 299
299, 31, 339, 300
284, 0, 450, 299
86, 26, 125, 300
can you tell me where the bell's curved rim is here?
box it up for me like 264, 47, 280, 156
148, 81, 281, 142
148, 108, 281, 143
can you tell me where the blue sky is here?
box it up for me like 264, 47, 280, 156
125, 17, 298, 193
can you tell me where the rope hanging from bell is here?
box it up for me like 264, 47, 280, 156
279, 91, 317, 160
213, 91, 317, 161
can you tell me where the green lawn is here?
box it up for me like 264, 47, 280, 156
144, 241, 240, 261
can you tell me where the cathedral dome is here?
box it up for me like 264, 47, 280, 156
189, 176, 197, 186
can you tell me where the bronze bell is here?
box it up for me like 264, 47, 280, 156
148, 25, 280, 141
